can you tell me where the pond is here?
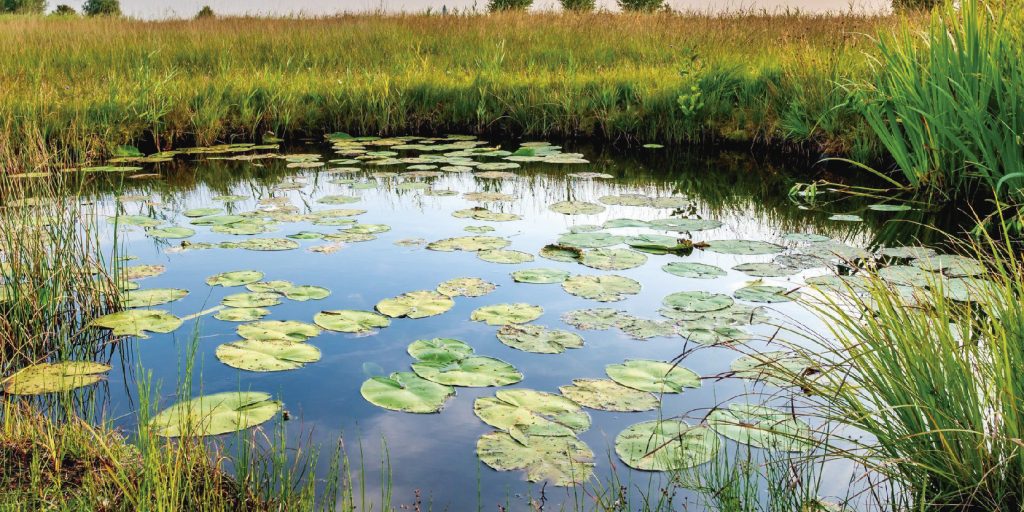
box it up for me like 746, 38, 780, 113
42, 136, 935, 509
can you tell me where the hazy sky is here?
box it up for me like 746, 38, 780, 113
62, 0, 889, 18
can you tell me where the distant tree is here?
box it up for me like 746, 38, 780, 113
487, 0, 531, 12
195, 5, 214, 18
81, 0, 120, 16
617, 0, 662, 11
2, 0, 47, 14
891, 0, 940, 9
51, 3, 75, 15
560, 0, 594, 11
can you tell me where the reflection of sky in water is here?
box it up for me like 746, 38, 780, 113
88, 141, 888, 509
64, 0, 888, 17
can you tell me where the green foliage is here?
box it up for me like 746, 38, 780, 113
2, 0, 46, 14
617, 0, 663, 12
559, 0, 594, 11
195, 5, 214, 19
891, 0, 940, 10
51, 4, 74, 15
81, 0, 119, 16
487, 0, 531, 11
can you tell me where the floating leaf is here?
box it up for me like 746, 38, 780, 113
539, 244, 582, 262
117, 215, 163, 228
314, 310, 391, 333
868, 204, 912, 212
237, 320, 320, 342
183, 208, 223, 218
599, 194, 653, 207
215, 339, 321, 372
603, 218, 650, 229
579, 248, 647, 271
246, 281, 294, 293
615, 420, 720, 472
732, 263, 798, 278
228, 238, 299, 251
878, 246, 937, 259
705, 240, 785, 255
437, 277, 496, 298
662, 291, 733, 313
616, 318, 678, 339
912, 254, 985, 277
496, 324, 583, 354
464, 192, 515, 202
91, 310, 182, 338
287, 231, 326, 240
344, 223, 391, 235
475, 389, 590, 441
317, 195, 360, 205
549, 201, 605, 215
648, 218, 723, 232
512, 268, 570, 284
559, 379, 658, 412
730, 351, 819, 387
828, 214, 863, 222
782, 233, 831, 243
556, 233, 623, 249
662, 262, 726, 279
409, 339, 522, 387
562, 275, 641, 302
376, 291, 454, 319
471, 303, 543, 325
561, 308, 628, 330
427, 236, 510, 252
124, 288, 188, 308
361, 372, 455, 413
606, 360, 701, 393
149, 391, 281, 438
476, 432, 594, 487
878, 265, 933, 287
222, 292, 282, 308
478, 249, 534, 264
125, 265, 165, 280
407, 337, 475, 362
215, 308, 270, 322
464, 225, 495, 233
3, 362, 111, 395
147, 226, 196, 239
734, 285, 796, 303
452, 207, 521, 222
283, 285, 331, 302
679, 326, 752, 345
707, 403, 812, 452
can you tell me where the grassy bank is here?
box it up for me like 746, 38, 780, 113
0, 12, 905, 162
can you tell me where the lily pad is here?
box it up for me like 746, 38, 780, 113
477, 249, 534, 264
616, 318, 678, 339
732, 263, 799, 278
215, 308, 270, 322
511, 268, 570, 284
124, 288, 188, 308
147, 226, 196, 239
562, 275, 641, 302
452, 207, 521, 222
317, 195, 360, 205
705, 240, 785, 255
912, 254, 985, 277
662, 291, 733, 313
868, 204, 912, 212
215, 339, 321, 372
409, 339, 523, 387
427, 236, 510, 252
230, 238, 299, 251
91, 309, 183, 338
183, 208, 223, 218
475, 389, 590, 440
314, 310, 391, 333
559, 379, 658, 412
579, 248, 647, 271
464, 225, 495, 233
648, 218, 723, 232
376, 291, 454, 319
471, 303, 544, 325
662, 262, 726, 279
360, 372, 455, 413
344, 223, 391, 235
561, 308, 628, 330
624, 235, 692, 253
878, 246, 937, 259
707, 403, 813, 452
496, 324, 584, 354
828, 214, 863, 222
246, 281, 294, 293
549, 201, 605, 215
539, 244, 582, 262
679, 326, 751, 345
605, 360, 701, 393
603, 218, 650, 229
730, 351, 819, 387
556, 233, 623, 249
782, 233, 831, 243
283, 285, 331, 302
615, 420, 720, 472
149, 391, 282, 438
878, 265, 933, 287
437, 277, 497, 298
222, 292, 282, 308
3, 362, 111, 395
734, 285, 796, 303
476, 432, 594, 487
125, 265, 165, 280
237, 320, 320, 342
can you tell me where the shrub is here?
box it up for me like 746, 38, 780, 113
560, 0, 595, 12
51, 3, 74, 15
487, 0, 531, 12
81, 0, 119, 16
891, 0, 941, 10
2, 0, 46, 14
617, 0, 663, 12
195, 5, 213, 19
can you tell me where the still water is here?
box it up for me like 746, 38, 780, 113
76, 137, 923, 509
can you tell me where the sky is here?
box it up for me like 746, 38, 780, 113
62, 0, 889, 18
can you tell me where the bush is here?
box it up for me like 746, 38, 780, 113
560, 0, 595, 11
487, 0, 531, 12
81, 0, 119, 16
617, 0, 663, 11
195, 5, 213, 19
2, 0, 46, 14
891, 0, 941, 10
51, 3, 74, 15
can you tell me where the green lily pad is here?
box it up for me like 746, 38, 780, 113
183, 208, 223, 218
452, 207, 521, 222
730, 351, 819, 387
229, 238, 299, 251
662, 262, 726, 279
662, 291, 733, 313
539, 244, 582, 262
191, 215, 246, 227
828, 214, 863, 222
287, 231, 326, 240
464, 225, 496, 233
222, 292, 282, 308
616, 318, 678, 339
215, 339, 321, 372
124, 288, 188, 308
407, 337, 474, 362
556, 233, 623, 249
474, 389, 590, 441
409, 339, 523, 387
317, 195, 360, 205
212, 221, 275, 235
705, 240, 785, 255
732, 263, 799, 278
782, 233, 831, 243
878, 265, 933, 287
615, 420, 720, 472
361, 372, 455, 413
427, 236, 510, 252
344, 223, 391, 235
376, 291, 454, 319
476, 432, 594, 487
511, 268, 571, 284
569, 224, 602, 233
606, 360, 701, 393
147, 226, 196, 239
124, 265, 165, 280
624, 235, 692, 253
314, 310, 391, 333
323, 232, 375, 243
496, 324, 583, 354
868, 204, 912, 212
237, 320, 320, 342
579, 248, 647, 271
149, 391, 282, 438
91, 310, 183, 338
878, 246, 937, 259
246, 281, 294, 293
562, 275, 641, 302
471, 303, 544, 325
3, 362, 112, 395
559, 379, 658, 412
478, 249, 535, 264
599, 194, 653, 207
283, 285, 331, 302
117, 215, 164, 228
734, 285, 796, 303
549, 201, 605, 215
437, 277, 497, 298
942, 277, 999, 302
679, 326, 752, 345
648, 218, 723, 232
464, 192, 514, 202
707, 403, 812, 452
660, 303, 771, 327
215, 308, 270, 322
561, 308, 628, 330
912, 254, 985, 277
603, 218, 650, 229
